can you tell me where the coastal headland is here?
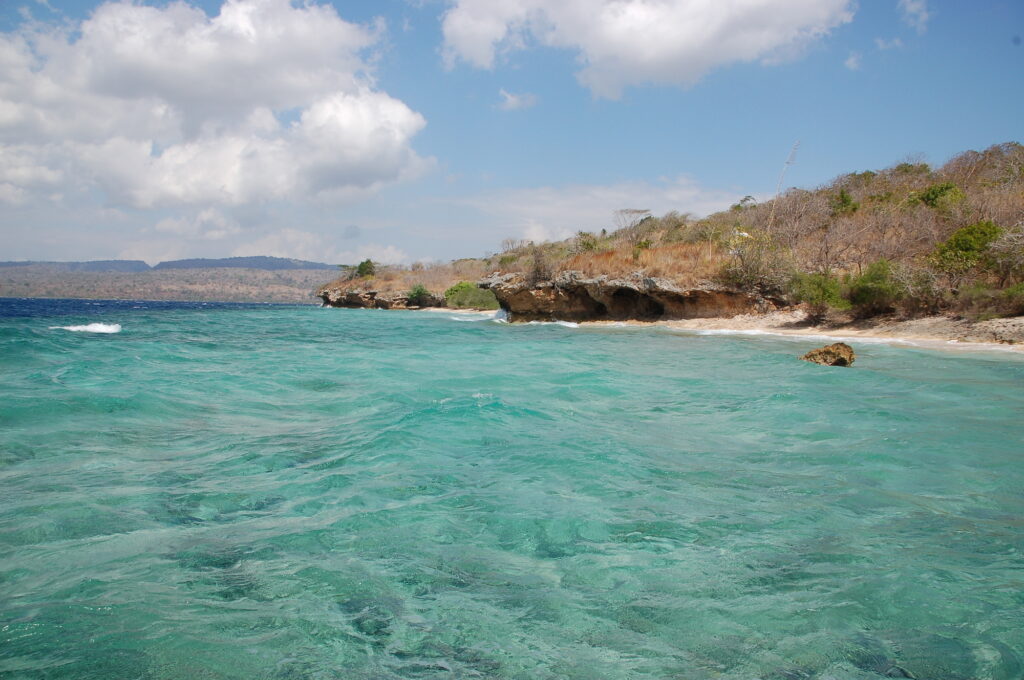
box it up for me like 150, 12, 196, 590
317, 141, 1024, 349
319, 278, 1024, 348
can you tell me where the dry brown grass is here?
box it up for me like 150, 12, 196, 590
321, 142, 1023, 301
320, 258, 492, 295
560, 242, 725, 286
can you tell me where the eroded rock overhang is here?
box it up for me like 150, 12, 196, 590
478, 271, 778, 322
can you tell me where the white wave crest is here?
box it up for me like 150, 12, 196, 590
526, 320, 579, 328
50, 323, 122, 334
687, 328, 910, 345
449, 315, 493, 323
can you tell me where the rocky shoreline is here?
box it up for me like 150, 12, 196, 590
317, 273, 1024, 349
476, 271, 782, 322
317, 285, 445, 310
318, 270, 779, 320
640, 310, 1024, 348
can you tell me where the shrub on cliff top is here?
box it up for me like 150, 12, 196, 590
406, 283, 432, 306
444, 281, 499, 310
355, 259, 376, 278
526, 245, 554, 286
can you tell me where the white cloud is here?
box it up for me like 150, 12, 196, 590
116, 240, 190, 266
875, 37, 904, 50
0, 182, 28, 205
153, 208, 241, 240
844, 51, 862, 71
497, 89, 537, 111
0, 0, 429, 209
442, 0, 855, 98
898, 0, 929, 33
232, 227, 410, 264
452, 176, 750, 244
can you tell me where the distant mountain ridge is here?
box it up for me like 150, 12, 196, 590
0, 260, 151, 273
1, 256, 337, 272
152, 256, 337, 270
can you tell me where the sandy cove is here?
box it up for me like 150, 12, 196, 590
414, 305, 1024, 352
585, 310, 1024, 352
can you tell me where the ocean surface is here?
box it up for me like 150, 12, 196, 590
1, 297, 1022, 680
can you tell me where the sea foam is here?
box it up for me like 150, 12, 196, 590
50, 323, 122, 333
525, 320, 579, 328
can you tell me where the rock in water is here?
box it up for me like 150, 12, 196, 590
801, 342, 855, 366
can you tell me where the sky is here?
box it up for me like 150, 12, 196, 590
1, 0, 1021, 266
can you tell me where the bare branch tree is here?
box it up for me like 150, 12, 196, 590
613, 208, 652, 246
767, 141, 800, 233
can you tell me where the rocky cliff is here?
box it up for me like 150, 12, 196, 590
317, 270, 779, 321
478, 271, 779, 322
317, 285, 445, 310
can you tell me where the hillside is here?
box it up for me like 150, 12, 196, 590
152, 256, 337, 271
0, 266, 329, 303
0, 260, 151, 273
1, 255, 337, 273
320, 142, 1024, 321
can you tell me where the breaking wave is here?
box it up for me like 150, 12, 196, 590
50, 323, 122, 333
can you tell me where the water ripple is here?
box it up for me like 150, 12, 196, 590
1, 302, 1022, 678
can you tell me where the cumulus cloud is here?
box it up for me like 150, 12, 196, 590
844, 52, 862, 71
898, 0, 929, 33
442, 0, 855, 98
453, 176, 751, 243
497, 89, 537, 111
153, 208, 241, 240
0, 0, 429, 209
0, 182, 28, 205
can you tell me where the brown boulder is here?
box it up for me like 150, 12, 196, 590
800, 342, 855, 366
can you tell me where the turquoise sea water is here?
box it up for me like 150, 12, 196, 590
1, 298, 1022, 679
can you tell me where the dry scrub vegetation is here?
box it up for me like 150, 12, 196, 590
320, 258, 492, 297
324, 142, 1024, 319
560, 242, 723, 286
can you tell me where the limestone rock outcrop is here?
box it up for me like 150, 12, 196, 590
800, 342, 856, 366
317, 285, 444, 310
477, 270, 777, 322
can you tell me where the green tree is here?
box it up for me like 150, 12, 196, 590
846, 260, 902, 317
931, 220, 1003, 285
444, 281, 499, 309
830, 189, 859, 216
915, 182, 964, 209
406, 284, 432, 306
789, 272, 849, 321
355, 259, 376, 278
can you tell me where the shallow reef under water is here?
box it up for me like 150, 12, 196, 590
1, 299, 1022, 679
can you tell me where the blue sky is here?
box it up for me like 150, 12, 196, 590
1, 0, 1021, 265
